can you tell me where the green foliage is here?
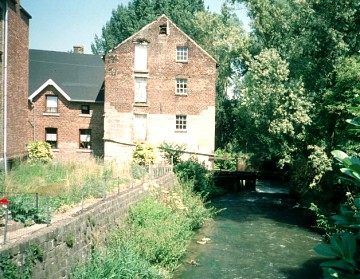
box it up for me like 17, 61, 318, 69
8, 195, 49, 226
158, 141, 186, 165
214, 148, 237, 170
92, 0, 206, 54
314, 148, 360, 278
65, 235, 75, 248
133, 142, 156, 166
27, 141, 53, 163
71, 181, 215, 278
0, 244, 43, 279
236, 48, 312, 169
131, 162, 148, 180
174, 159, 222, 196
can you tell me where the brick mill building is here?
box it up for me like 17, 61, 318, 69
0, 0, 31, 171
103, 15, 216, 167
28, 48, 105, 161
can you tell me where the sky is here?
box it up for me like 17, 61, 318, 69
21, 0, 249, 54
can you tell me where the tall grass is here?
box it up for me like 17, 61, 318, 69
71, 181, 216, 279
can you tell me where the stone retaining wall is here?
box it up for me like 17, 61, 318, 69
0, 172, 177, 279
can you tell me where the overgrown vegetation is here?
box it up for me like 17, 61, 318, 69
158, 141, 186, 165
174, 158, 223, 197
1, 159, 134, 225
71, 180, 216, 278
0, 244, 43, 279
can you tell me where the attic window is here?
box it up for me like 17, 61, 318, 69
159, 24, 168, 35
81, 105, 90, 114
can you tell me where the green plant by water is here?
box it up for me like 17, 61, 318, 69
71, 180, 216, 279
314, 143, 360, 277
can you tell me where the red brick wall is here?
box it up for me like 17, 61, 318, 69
3, 0, 30, 159
105, 16, 216, 116
30, 86, 104, 161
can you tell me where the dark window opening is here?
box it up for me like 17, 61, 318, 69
81, 105, 90, 114
159, 24, 167, 35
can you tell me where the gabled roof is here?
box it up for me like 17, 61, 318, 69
109, 14, 217, 64
29, 49, 105, 103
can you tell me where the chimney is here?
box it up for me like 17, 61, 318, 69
73, 46, 84, 54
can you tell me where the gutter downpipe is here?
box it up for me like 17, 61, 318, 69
3, 1, 8, 175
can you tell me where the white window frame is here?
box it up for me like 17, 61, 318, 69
176, 46, 188, 62
176, 115, 187, 131
134, 77, 147, 103
46, 95, 58, 113
176, 79, 188, 95
134, 43, 148, 71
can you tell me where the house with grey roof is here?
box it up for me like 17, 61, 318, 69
28, 48, 105, 161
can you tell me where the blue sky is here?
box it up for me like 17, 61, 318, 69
21, 0, 249, 54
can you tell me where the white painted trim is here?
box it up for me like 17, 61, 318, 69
28, 79, 71, 102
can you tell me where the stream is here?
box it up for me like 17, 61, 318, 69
173, 180, 324, 279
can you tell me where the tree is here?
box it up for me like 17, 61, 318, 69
91, 0, 205, 55
235, 48, 312, 168
230, 0, 360, 192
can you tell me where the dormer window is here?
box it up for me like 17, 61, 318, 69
159, 24, 168, 35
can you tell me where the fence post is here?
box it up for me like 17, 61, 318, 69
3, 207, 9, 244
36, 193, 39, 210
46, 196, 51, 226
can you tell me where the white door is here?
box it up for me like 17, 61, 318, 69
134, 114, 147, 141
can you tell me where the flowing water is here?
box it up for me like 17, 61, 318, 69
173, 180, 324, 279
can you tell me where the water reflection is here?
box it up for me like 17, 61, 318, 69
173, 180, 323, 279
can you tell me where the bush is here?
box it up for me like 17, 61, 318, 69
158, 142, 186, 165
174, 159, 222, 196
133, 142, 156, 166
27, 141, 53, 163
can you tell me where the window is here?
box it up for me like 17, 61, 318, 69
81, 105, 90, 114
176, 46, 188, 62
46, 96, 58, 113
134, 78, 147, 103
134, 114, 147, 141
79, 129, 91, 149
159, 24, 168, 35
176, 115, 187, 130
45, 128, 57, 148
134, 43, 148, 71
176, 79, 188, 95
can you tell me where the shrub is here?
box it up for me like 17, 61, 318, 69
158, 141, 186, 165
133, 142, 156, 166
27, 141, 53, 163
174, 159, 222, 196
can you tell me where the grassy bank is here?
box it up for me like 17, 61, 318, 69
71, 180, 216, 279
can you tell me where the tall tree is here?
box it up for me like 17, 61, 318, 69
230, 0, 360, 191
91, 0, 205, 54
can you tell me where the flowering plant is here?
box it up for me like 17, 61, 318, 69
0, 197, 9, 225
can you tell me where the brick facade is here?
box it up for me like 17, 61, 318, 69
104, 15, 216, 166
29, 86, 104, 161
0, 0, 31, 164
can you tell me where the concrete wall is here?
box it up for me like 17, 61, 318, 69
0, 172, 177, 279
